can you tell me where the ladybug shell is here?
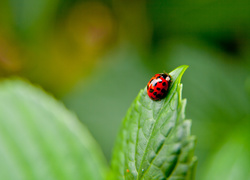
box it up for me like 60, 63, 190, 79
147, 73, 171, 101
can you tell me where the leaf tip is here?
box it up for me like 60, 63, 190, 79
168, 65, 189, 91
169, 65, 189, 78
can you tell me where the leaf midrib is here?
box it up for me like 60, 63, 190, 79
136, 82, 179, 180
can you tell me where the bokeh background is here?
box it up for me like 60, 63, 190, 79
0, 0, 250, 179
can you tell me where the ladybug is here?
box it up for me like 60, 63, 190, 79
147, 73, 171, 101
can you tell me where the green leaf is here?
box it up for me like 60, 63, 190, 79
0, 79, 107, 180
152, 41, 250, 179
111, 65, 197, 180
202, 122, 250, 180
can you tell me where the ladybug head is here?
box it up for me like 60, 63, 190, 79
160, 73, 171, 82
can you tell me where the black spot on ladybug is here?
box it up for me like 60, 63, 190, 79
156, 87, 160, 91
156, 94, 162, 98
153, 92, 157, 95
161, 89, 166, 93
162, 82, 166, 86
147, 85, 149, 89
157, 76, 161, 79
150, 79, 153, 83
153, 82, 157, 86
149, 89, 154, 93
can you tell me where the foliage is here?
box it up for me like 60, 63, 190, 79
111, 65, 196, 179
0, 0, 250, 179
0, 66, 196, 180
0, 79, 107, 180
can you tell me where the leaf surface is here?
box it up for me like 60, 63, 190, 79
0, 79, 107, 180
111, 65, 196, 180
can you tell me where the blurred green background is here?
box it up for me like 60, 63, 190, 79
0, 0, 250, 179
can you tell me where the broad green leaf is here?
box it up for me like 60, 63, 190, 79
152, 41, 250, 179
202, 122, 250, 180
0, 79, 107, 180
111, 65, 197, 180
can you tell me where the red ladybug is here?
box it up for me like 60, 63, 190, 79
147, 73, 171, 101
